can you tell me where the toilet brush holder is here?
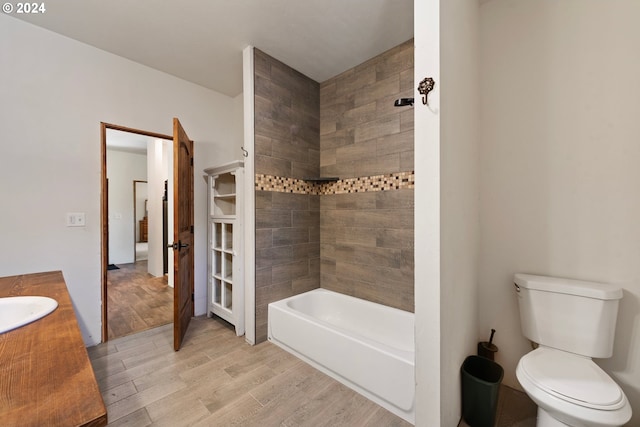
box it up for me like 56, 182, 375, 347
478, 329, 498, 360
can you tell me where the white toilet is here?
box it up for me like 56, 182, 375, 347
514, 274, 632, 427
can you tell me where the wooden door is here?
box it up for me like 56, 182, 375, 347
172, 118, 194, 351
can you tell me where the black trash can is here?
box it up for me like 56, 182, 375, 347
461, 355, 504, 427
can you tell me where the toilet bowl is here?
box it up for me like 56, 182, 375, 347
514, 274, 632, 427
516, 347, 631, 427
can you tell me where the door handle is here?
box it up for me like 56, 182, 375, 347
168, 241, 189, 251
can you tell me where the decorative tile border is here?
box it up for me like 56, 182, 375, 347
255, 175, 315, 194
255, 171, 415, 195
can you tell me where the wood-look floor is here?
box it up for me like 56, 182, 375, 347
107, 261, 173, 340
88, 316, 412, 427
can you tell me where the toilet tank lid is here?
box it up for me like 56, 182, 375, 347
514, 274, 623, 300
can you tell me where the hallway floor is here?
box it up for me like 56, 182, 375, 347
107, 261, 173, 340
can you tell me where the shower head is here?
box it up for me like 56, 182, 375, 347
394, 98, 414, 107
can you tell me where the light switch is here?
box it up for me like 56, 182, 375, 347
66, 212, 86, 227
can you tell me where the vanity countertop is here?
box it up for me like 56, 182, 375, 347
0, 271, 107, 427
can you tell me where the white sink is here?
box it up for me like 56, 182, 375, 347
0, 296, 58, 334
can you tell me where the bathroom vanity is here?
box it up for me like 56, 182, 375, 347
0, 271, 107, 427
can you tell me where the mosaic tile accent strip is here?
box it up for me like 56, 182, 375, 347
255, 175, 316, 194
255, 171, 415, 195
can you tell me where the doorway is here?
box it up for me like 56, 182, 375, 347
101, 123, 174, 341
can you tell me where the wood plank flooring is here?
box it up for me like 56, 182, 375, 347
107, 261, 173, 340
88, 316, 412, 427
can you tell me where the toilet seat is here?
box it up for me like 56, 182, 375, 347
519, 347, 624, 410
517, 347, 632, 427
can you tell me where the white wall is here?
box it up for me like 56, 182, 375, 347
147, 139, 171, 278
480, 1, 640, 424
0, 15, 243, 345
415, 1, 482, 424
106, 149, 147, 264
414, 1, 442, 425
439, 0, 481, 424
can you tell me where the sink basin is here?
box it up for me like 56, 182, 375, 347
0, 296, 58, 334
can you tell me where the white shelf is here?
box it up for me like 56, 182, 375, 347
210, 214, 236, 220
211, 246, 234, 254
212, 274, 233, 283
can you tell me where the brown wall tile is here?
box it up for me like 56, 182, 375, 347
253, 49, 321, 342
253, 41, 414, 343
320, 40, 414, 180
319, 40, 414, 313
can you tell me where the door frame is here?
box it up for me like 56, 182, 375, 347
133, 180, 148, 262
100, 122, 173, 342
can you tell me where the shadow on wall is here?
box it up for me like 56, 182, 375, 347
609, 288, 640, 371
599, 287, 640, 419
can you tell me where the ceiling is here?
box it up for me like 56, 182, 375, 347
106, 129, 158, 154
13, 0, 414, 98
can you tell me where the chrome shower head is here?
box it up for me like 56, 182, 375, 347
394, 98, 414, 107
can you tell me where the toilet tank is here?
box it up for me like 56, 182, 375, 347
514, 274, 623, 358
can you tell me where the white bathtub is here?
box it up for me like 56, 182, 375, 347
268, 288, 415, 424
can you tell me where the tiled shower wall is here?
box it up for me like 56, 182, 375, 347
254, 41, 414, 342
319, 40, 415, 312
254, 49, 321, 343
